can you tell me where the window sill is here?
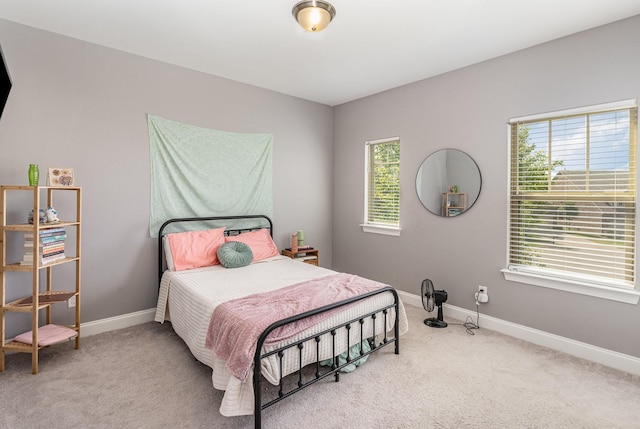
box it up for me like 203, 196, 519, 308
360, 224, 402, 236
501, 268, 640, 305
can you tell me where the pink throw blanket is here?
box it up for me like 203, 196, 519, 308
205, 273, 388, 381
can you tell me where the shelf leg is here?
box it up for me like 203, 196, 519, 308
31, 347, 38, 374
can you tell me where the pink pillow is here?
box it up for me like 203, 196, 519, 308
167, 227, 226, 271
226, 228, 278, 262
15, 324, 78, 346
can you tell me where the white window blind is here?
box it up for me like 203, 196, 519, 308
364, 138, 400, 227
507, 101, 637, 290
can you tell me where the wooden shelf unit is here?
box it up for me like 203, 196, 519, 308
1, 185, 82, 374
441, 192, 466, 217
281, 248, 319, 266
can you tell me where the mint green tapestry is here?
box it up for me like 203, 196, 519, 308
148, 114, 273, 238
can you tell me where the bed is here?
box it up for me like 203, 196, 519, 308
154, 215, 408, 428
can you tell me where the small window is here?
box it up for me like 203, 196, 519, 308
362, 137, 401, 235
505, 100, 638, 302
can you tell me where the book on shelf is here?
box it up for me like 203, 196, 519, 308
42, 247, 65, 256
24, 233, 66, 241
23, 245, 65, 256
24, 227, 66, 238
42, 255, 66, 265
19, 253, 66, 266
295, 255, 318, 261
23, 247, 65, 257
44, 241, 65, 249
24, 234, 66, 245
25, 241, 65, 250
24, 229, 63, 236
284, 246, 314, 252
20, 250, 66, 265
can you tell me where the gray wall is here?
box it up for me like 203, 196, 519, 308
333, 15, 640, 358
0, 19, 334, 337
2, 15, 639, 360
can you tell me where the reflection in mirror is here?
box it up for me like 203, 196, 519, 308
416, 149, 482, 217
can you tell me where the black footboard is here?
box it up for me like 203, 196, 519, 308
253, 286, 400, 429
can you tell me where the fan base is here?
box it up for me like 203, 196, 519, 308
424, 318, 447, 328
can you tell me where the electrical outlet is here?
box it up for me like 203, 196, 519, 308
68, 295, 76, 308
475, 285, 489, 304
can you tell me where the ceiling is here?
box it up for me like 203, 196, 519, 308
1, 1, 639, 106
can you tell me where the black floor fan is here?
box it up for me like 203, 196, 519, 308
421, 279, 448, 328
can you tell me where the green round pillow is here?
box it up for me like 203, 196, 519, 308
217, 241, 253, 268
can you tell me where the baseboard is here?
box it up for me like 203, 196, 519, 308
398, 290, 640, 376
80, 308, 156, 337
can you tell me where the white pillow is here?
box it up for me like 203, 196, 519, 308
163, 236, 175, 271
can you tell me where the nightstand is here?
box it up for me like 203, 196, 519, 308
281, 248, 319, 266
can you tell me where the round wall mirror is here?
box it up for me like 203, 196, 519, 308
416, 149, 482, 217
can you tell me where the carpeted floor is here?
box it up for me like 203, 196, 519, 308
1, 304, 640, 429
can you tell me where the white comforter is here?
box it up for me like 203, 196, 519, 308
154, 255, 408, 417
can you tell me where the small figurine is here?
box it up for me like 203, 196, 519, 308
28, 209, 47, 224
45, 206, 59, 223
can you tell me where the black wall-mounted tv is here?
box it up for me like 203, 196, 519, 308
0, 44, 11, 119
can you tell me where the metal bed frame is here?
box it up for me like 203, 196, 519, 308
158, 215, 400, 429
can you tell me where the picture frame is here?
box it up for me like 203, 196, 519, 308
48, 168, 75, 187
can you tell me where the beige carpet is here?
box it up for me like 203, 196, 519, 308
1, 305, 639, 429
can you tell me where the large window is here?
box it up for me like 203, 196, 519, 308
362, 137, 400, 235
505, 100, 638, 303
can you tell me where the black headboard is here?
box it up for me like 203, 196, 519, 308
157, 215, 273, 286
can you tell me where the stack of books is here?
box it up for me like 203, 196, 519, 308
21, 227, 67, 265
294, 247, 318, 262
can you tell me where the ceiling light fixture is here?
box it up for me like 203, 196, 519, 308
292, 1, 336, 33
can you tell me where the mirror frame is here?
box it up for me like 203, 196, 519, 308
415, 149, 482, 217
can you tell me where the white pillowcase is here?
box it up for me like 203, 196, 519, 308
163, 236, 175, 271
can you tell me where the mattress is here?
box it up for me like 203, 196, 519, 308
155, 255, 408, 417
